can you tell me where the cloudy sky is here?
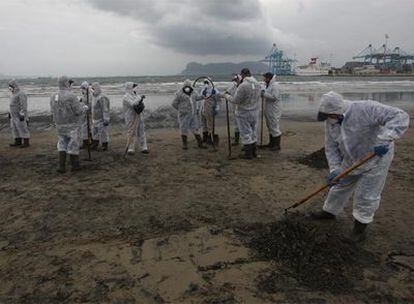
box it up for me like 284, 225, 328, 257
0, 0, 413, 77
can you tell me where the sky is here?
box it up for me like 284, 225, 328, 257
0, 0, 413, 77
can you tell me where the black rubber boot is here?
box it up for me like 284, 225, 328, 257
213, 134, 219, 147
202, 132, 209, 143
101, 142, 108, 151
206, 133, 213, 145
349, 220, 368, 242
195, 134, 207, 149
252, 142, 258, 158
181, 135, 188, 150
70, 154, 80, 171
90, 140, 99, 151
9, 138, 22, 147
232, 131, 240, 146
310, 210, 336, 220
57, 151, 66, 173
80, 139, 89, 149
141, 149, 150, 154
20, 138, 30, 148
270, 135, 281, 151
261, 134, 273, 149
239, 144, 253, 160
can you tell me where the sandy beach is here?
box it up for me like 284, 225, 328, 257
0, 115, 413, 303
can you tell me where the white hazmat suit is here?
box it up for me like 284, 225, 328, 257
91, 82, 110, 145
8, 80, 30, 142
123, 82, 148, 153
263, 75, 282, 138
320, 91, 409, 224
50, 76, 87, 155
79, 81, 92, 142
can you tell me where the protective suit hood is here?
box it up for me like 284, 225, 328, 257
91, 82, 102, 96
182, 79, 193, 89
125, 82, 135, 94
80, 81, 89, 90
58, 76, 71, 90
8, 79, 20, 92
318, 91, 345, 115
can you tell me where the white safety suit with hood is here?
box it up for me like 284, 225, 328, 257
8, 80, 30, 139
79, 81, 92, 141
229, 76, 261, 145
320, 91, 409, 224
123, 82, 148, 153
50, 76, 87, 155
263, 75, 282, 137
91, 82, 110, 144
172, 80, 201, 136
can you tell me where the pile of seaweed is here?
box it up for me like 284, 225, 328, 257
297, 148, 329, 169
239, 215, 376, 293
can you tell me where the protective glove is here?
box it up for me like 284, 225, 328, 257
19, 115, 25, 122
83, 105, 89, 111
202, 88, 208, 97
103, 121, 109, 127
211, 89, 216, 95
373, 144, 389, 157
326, 167, 344, 185
260, 89, 265, 98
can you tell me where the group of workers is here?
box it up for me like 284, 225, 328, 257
172, 68, 282, 158
4, 68, 410, 241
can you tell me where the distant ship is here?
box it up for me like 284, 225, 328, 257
295, 57, 331, 76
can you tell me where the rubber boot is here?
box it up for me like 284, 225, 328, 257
101, 142, 108, 151
310, 210, 336, 220
181, 135, 188, 150
57, 151, 66, 173
252, 142, 258, 158
90, 140, 99, 151
232, 131, 240, 146
270, 135, 281, 151
9, 138, 22, 147
20, 138, 30, 148
213, 134, 219, 147
206, 133, 213, 145
239, 144, 253, 160
202, 132, 209, 143
70, 154, 80, 171
141, 149, 150, 154
80, 139, 89, 149
261, 134, 273, 149
195, 134, 207, 149
349, 220, 368, 242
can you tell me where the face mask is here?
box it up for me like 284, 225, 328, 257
183, 86, 193, 95
8, 86, 14, 92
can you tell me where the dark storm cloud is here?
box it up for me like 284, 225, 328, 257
86, 0, 272, 55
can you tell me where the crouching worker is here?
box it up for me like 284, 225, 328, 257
172, 79, 206, 150
91, 82, 110, 151
8, 80, 30, 148
50, 76, 88, 173
123, 82, 149, 155
311, 91, 409, 242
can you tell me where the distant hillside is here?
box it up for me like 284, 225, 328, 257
181, 61, 269, 76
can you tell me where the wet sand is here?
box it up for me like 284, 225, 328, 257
0, 116, 413, 303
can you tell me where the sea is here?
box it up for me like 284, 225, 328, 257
1, 75, 414, 121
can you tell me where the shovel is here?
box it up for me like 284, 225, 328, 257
285, 152, 376, 212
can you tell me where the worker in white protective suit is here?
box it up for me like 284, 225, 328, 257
90, 82, 110, 151
172, 79, 206, 150
224, 68, 261, 159
79, 81, 92, 149
50, 76, 88, 173
8, 80, 30, 148
123, 82, 149, 155
198, 80, 221, 146
224, 74, 242, 146
260, 72, 282, 151
311, 91, 410, 242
